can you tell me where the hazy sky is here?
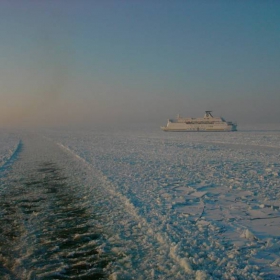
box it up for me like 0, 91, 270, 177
0, 0, 279, 127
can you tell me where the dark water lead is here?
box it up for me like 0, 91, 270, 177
0, 161, 113, 279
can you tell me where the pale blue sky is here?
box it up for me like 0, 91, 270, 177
0, 1, 279, 127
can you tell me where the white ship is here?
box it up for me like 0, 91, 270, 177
161, 111, 237, 132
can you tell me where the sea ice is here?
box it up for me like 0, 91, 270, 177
1, 127, 280, 278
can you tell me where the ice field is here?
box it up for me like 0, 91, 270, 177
0, 127, 280, 279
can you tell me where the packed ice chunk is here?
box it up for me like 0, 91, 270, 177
195, 270, 208, 280
240, 229, 257, 241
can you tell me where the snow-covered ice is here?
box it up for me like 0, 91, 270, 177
1, 127, 280, 279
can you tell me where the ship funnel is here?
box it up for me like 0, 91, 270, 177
204, 111, 213, 118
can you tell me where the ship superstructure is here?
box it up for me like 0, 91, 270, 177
161, 111, 237, 132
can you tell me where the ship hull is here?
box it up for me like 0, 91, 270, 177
161, 126, 236, 132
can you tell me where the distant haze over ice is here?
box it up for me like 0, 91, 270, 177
0, 1, 279, 128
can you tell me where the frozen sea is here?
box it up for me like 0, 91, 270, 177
0, 126, 280, 279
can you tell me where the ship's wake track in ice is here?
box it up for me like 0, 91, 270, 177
0, 135, 113, 279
